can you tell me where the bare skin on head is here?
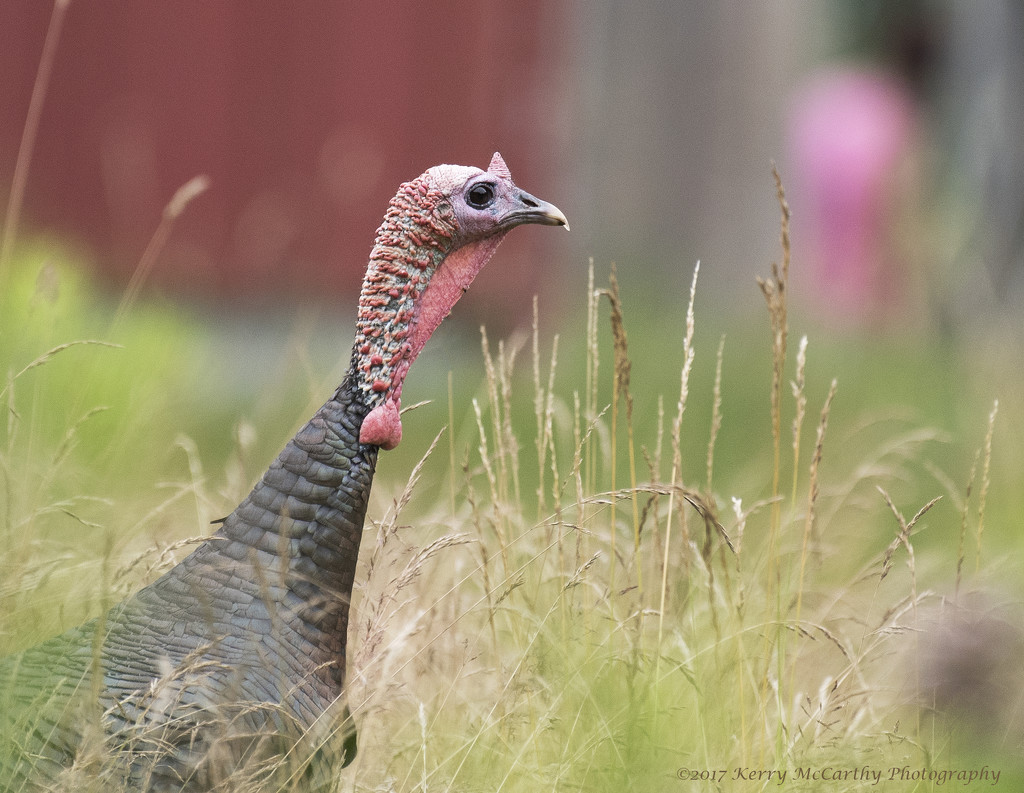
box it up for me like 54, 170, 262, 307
355, 152, 568, 449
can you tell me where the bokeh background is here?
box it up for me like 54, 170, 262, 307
4, 1, 1022, 327
3, 2, 1024, 785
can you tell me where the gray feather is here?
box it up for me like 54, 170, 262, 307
1, 378, 374, 791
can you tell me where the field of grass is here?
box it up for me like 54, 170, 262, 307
2, 186, 1023, 792
3, 6, 1023, 787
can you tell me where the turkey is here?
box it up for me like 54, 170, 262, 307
0, 153, 567, 791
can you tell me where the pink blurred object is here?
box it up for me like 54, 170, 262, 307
789, 68, 917, 325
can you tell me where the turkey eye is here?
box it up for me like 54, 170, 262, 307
467, 183, 495, 209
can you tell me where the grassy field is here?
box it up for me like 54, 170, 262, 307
2, 206, 1023, 792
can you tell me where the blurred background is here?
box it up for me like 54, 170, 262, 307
2, 0, 1022, 329
3, 1, 1024, 778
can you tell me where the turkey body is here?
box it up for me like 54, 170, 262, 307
1, 379, 373, 791
0, 154, 567, 792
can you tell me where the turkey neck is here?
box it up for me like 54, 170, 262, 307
148, 177, 460, 643
225, 373, 377, 611
139, 374, 377, 655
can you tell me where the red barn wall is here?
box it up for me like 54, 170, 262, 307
1, 2, 570, 309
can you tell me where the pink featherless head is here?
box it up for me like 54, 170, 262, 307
355, 153, 567, 451
488, 152, 512, 180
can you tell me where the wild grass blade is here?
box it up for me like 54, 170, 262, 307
0, 0, 71, 285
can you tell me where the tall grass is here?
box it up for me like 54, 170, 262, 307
5, 215, 1024, 793
3, 204, 1023, 791
337, 213, 1020, 789
3, 5, 1021, 788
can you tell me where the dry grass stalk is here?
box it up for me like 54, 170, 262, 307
0, 341, 122, 406
49, 405, 110, 473
479, 328, 520, 541
875, 487, 941, 745
584, 259, 602, 514
955, 451, 979, 600
472, 397, 508, 577
581, 259, 601, 626
532, 297, 544, 512
878, 488, 940, 599
438, 542, 602, 791
791, 377, 838, 702
657, 260, 699, 667
113, 175, 210, 329
448, 370, 457, 521
644, 396, 667, 584
531, 296, 560, 519
358, 430, 447, 654
804, 378, 836, 553
790, 335, 809, 505
0, 0, 71, 284
571, 391, 585, 576
497, 338, 522, 509
758, 164, 791, 564
706, 335, 725, 493
670, 261, 700, 534
756, 165, 791, 754
976, 399, 998, 571
461, 439, 499, 650
601, 265, 642, 600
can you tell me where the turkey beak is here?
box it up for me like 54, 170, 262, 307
504, 190, 570, 232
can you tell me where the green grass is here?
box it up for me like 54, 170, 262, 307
5, 7, 1022, 786
3, 218, 1023, 791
